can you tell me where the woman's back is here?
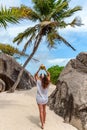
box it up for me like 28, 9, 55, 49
36, 79, 49, 104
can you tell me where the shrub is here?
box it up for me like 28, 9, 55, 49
48, 65, 64, 85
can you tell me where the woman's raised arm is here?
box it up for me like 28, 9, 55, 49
34, 67, 40, 81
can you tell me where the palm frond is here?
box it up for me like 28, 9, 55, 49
47, 29, 76, 51
69, 17, 83, 27
0, 6, 19, 28
47, 35, 55, 48
31, 57, 39, 62
56, 33, 76, 51
47, 1, 68, 20
58, 20, 68, 28
0, 43, 27, 56
22, 33, 35, 53
58, 16, 83, 28
11, 5, 41, 21
58, 6, 82, 20
56, 0, 63, 5
32, 0, 55, 16
47, 30, 58, 48
23, 6, 41, 21
13, 25, 39, 44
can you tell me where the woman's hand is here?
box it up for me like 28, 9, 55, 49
34, 66, 41, 81
44, 66, 46, 70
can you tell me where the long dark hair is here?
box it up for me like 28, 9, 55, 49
41, 74, 50, 89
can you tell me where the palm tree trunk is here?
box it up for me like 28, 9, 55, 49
8, 32, 43, 92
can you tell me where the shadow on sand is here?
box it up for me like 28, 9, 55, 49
27, 115, 40, 128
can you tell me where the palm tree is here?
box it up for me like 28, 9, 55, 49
8, 0, 82, 92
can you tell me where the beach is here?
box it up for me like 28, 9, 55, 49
0, 84, 77, 130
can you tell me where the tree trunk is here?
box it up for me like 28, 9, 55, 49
8, 32, 42, 92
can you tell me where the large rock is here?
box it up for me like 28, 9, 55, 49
0, 53, 36, 91
48, 52, 87, 130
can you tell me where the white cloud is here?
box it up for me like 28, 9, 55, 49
6, 20, 36, 38
48, 58, 72, 66
7, 25, 29, 37
0, 0, 21, 8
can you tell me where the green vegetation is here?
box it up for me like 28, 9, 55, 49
0, 43, 27, 56
48, 65, 64, 85
0, 7, 20, 28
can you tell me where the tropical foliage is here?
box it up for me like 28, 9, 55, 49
48, 65, 64, 84
13, 1, 82, 51
8, 0, 82, 92
0, 43, 27, 56
0, 7, 20, 28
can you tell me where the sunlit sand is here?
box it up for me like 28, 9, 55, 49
0, 84, 77, 130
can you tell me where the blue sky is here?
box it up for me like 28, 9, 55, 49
0, 0, 87, 75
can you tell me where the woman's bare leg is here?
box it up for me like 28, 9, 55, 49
43, 104, 46, 123
38, 104, 44, 129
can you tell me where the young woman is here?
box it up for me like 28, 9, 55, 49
34, 64, 50, 129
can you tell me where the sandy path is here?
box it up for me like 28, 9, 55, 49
0, 84, 77, 130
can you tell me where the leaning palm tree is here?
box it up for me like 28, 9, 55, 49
9, 0, 82, 92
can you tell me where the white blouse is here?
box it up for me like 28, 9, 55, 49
36, 79, 49, 104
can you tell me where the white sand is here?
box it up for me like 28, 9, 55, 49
0, 84, 77, 130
